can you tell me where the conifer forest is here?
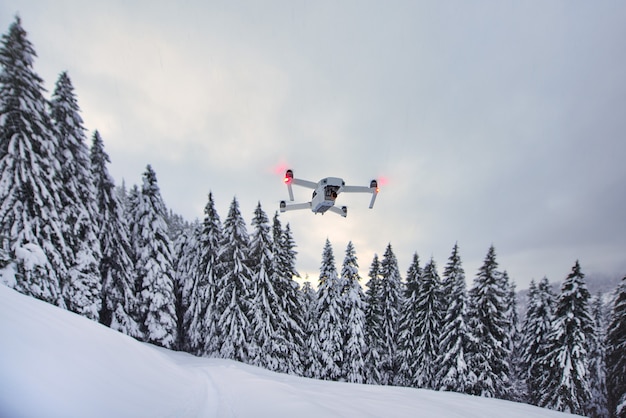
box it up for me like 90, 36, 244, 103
1, 17, 625, 418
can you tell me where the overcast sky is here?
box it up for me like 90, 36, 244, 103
3, 0, 625, 289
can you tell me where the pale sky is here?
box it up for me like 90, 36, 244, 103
2, 0, 625, 289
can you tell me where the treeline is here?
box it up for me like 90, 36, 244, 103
1, 16, 625, 418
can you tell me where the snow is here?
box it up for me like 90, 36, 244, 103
0, 284, 581, 418
14, 243, 49, 270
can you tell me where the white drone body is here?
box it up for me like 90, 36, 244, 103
279, 169, 379, 217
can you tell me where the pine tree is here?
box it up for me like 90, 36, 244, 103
606, 276, 626, 418
130, 165, 177, 348
215, 197, 253, 362
413, 258, 444, 389
315, 239, 343, 381
197, 192, 223, 357
271, 215, 305, 375
377, 243, 403, 385
0, 16, 65, 305
172, 222, 201, 351
248, 202, 286, 370
502, 271, 525, 401
466, 245, 511, 399
90, 131, 139, 337
436, 243, 475, 393
587, 294, 609, 418
165, 209, 189, 242
520, 277, 555, 406
396, 252, 422, 387
50, 71, 101, 320
364, 254, 383, 384
539, 261, 593, 415
340, 241, 366, 383
301, 279, 321, 378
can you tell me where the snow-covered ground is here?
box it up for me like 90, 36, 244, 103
0, 284, 580, 418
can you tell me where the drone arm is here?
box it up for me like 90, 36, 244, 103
343, 180, 379, 209
286, 183, 294, 201
292, 178, 317, 189
342, 185, 372, 193
368, 191, 378, 209
280, 201, 312, 213
284, 169, 316, 201
328, 205, 348, 217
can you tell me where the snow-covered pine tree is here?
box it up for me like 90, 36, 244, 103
606, 276, 626, 418
587, 294, 609, 418
364, 253, 383, 385
539, 260, 593, 415
271, 214, 305, 375
165, 209, 189, 242
502, 271, 525, 401
340, 241, 366, 383
115, 180, 129, 214
126, 185, 140, 231
413, 258, 444, 389
466, 245, 511, 399
396, 252, 422, 387
436, 243, 475, 393
520, 277, 555, 406
130, 165, 178, 348
49, 71, 101, 320
301, 279, 321, 379
90, 131, 140, 337
377, 243, 403, 385
0, 16, 65, 305
198, 192, 223, 357
315, 239, 344, 381
248, 202, 286, 370
126, 184, 142, 294
215, 197, 253, 363
172, 222, 201, 351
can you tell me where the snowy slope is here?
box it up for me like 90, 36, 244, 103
0, 284, 580, 418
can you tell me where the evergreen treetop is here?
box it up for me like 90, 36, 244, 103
0, 16, 65, 305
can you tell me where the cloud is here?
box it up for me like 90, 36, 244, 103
2, 0, 625, 288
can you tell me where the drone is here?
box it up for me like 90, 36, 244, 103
279, 169, 379, 217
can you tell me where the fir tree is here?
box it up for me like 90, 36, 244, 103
436, 243, 475, 393
197, 192, 223, 357
467, 245, 511, 399
396, 252, 422, 387
50, 71, 101, 320
413, 258, 444, 389
539, 261, 593, 415
315, 239, 343, 381
172, 222, 201, 351
364, 254, 383, 384
165, 209, 189, 242
606, 276, 626, 418
248, 202, 286, 370
215, 197, 253, 362
301, 279, 321, 379
0, 16, 65, 305
90, 131, 139, 337
271, 215, 305, 375
130, 165, 178, 348
520, 277, 555, 406
340, 241, 366, 383
502, 271, 525, 401
377, 243, 403, 385
587, 294, 609, 418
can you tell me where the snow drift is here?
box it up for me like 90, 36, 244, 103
0, 284, 580, 418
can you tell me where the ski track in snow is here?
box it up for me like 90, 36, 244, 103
0, 284, 581, 418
